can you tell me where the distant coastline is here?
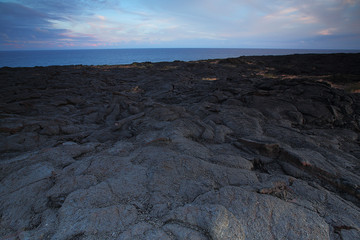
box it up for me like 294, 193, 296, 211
1, 48, 360, 68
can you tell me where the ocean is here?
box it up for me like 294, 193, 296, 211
0, 48, 359, 67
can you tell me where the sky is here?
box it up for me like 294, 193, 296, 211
0, 0, 360, 50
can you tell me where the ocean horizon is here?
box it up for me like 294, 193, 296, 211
1, 48, 359, 68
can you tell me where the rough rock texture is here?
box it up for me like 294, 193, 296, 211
1, 53, 360, 239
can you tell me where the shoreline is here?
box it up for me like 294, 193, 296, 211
2, 53, 359, 92
1, 49, 360, 68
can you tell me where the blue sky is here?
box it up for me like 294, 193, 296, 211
1, 0, 360, 50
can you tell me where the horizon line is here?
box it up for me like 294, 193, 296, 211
2, 47, 360, 52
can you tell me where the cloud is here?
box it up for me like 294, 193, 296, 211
1, 0, 359, 49
0, 1, 101, 49
318, 28, 337, 36
128, 0, 360, 46
97, 15, 106, 21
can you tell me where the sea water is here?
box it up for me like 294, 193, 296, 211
0, 48, 359, 67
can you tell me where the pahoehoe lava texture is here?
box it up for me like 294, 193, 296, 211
1, 54, 360, 239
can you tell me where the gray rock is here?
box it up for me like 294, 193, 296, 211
165, 204, 245, 240
193, 186, 330, 240
52, 182, 138, 240
214, 124, 233, 143
0, 162, 54, 196
118, 222, 172, 240
0, 119, 23, 133
53, 204, 137, 240
46, 175, 98, 208
0, 179, 52, 231
340, 228, 360, 240
163, 223, 208, 240
60, 125, 81, 134
1, 54, 360, 239
40, 124, 60, 136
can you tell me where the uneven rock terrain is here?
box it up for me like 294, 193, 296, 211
1, 53, 360, 239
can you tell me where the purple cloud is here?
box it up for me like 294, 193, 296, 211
0, 1, 99, 49
0, 0, 359, 50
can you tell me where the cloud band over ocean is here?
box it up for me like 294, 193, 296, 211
1, 0, 360, 50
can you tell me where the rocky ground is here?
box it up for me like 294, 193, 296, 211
1, 53, 360, 240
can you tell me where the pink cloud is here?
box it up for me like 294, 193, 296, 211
318, 28, 336, 36
88, 43, 102, 47
97, 15, 106, 21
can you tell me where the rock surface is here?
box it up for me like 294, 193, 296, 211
1, 54, 360, 239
